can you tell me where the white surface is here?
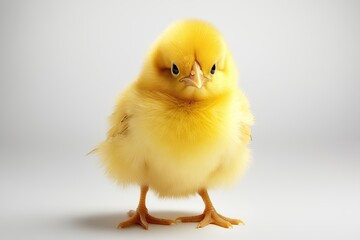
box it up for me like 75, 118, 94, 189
1, 0, 360, 239
1, 145, 359, 239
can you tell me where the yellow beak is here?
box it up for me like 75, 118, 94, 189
180, 61, 206, 89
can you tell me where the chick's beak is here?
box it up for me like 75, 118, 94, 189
180, 61, 206, 89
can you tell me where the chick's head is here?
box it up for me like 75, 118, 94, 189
137, 20, 238, 100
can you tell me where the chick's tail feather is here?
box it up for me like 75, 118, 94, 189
86, 147, 99, 156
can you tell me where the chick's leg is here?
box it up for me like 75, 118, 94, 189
117, 186, 175, 230
177, 189, 243, 228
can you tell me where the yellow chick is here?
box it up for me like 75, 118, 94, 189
96, 19, 254, 229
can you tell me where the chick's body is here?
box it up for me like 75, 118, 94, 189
98, 19, 253, 229
102, 87, 250, 197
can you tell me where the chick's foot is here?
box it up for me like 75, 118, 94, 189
176, 209, 243, 228
176, 189, 243, 228
117, 208, 175, 230
117, 185, 174, 230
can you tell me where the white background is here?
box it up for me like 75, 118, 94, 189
1, 0, 359, 239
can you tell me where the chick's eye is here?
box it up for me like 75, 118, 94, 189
171, 63, 179, 76
210, 64, 216, 75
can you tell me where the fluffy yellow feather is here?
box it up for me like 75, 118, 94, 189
96, 19, 254, 229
